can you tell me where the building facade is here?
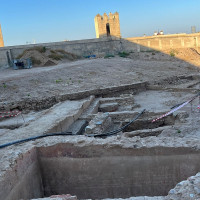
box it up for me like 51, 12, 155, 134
94, 12, 121, 38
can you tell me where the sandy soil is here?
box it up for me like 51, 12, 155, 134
0, 52, 199, 106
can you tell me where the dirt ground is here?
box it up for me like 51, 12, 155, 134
0, 51, 199, 106
0, 51, 200, 200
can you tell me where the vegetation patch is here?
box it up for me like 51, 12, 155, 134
55, 79, 63, 84
118, 51, 130, 58
170, 49, 179, 57
104, 54, 115, 59
2, 83, 7, 88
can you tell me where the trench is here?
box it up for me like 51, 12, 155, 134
3, 144, 200, 200
122, 115, 175, 132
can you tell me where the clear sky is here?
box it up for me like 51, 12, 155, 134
0, 0, 200, 46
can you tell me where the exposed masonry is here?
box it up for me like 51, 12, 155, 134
94, 12, 121, 38
0, 73, 200, 200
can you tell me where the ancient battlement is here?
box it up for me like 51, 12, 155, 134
95, 12, 119, 20
0, 24, 4, 47
94, 12, 121, 38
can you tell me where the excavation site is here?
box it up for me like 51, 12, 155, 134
0, 52, 200, 200
0, 27, 200, 199
1, 144, 200, 200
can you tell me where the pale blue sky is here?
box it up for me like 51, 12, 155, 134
0, 0, 200, 46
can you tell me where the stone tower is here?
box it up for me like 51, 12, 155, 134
94, 12, 121, 38
0, 24, 4, 47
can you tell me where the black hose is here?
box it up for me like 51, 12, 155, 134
0, 109, 145, 149
86, 109, 146, 138
0, 132, 72, 149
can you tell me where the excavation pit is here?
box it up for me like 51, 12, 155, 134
2, 144, 200, 200
122, 115, 175, 133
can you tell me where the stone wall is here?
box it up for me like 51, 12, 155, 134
125, 33, 200, 52
94, 12, 121, 38
0, 33, 200, 68
0, 37, 121, 68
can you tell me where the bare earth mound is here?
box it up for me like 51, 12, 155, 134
17, 46, 80, 67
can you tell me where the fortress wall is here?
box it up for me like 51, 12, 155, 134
0, 33, 200, 68
9, 37, 121, 58
0, 37, 121, 68
125, 33, 200, 51
0, 48, 8, 68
